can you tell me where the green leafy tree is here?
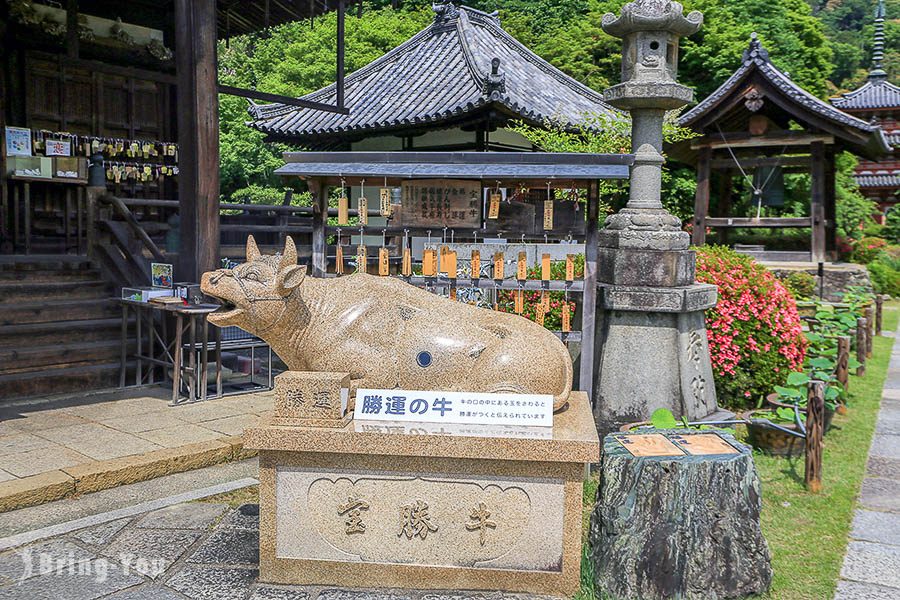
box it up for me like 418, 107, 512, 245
834, 152, 878, 240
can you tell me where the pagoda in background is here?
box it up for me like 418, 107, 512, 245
831, 0, 900, 221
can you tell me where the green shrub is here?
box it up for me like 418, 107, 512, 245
850, 236, 888, 264
779, 271, 816, 300
868, 255, 900, 297
884, 210, 900, 244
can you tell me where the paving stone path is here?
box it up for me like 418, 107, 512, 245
0, 499, 550, 599
835, 321, 900, 599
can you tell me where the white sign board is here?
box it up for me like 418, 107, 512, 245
5, 126, 31, 156
354, 389, 554, 427
45, 139, 71, 156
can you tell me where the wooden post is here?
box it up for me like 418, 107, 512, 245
836, 336, 850, 394
805, 380, 825, 493
857, 317, 867, 376
310, 178, 328, 277
865, 306, 874, 357
810, 141, 826, 264
876, 295, 884, 336
692, 146, 711, 247
175, 0, 220, 282
824, 146, 837, 259
580, 179, 599, 399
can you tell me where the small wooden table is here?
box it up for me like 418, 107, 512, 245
118, 299, 222, 404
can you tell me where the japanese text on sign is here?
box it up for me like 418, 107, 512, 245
353, 389, 553, 427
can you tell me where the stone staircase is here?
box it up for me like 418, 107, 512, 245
0, 255, 126, 402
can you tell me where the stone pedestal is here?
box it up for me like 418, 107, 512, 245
589, 431, 772, 599
244, 391, 600, 597
593, 281, 722, 432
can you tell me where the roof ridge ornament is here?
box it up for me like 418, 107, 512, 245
869, 0, 888, 80
601, 0, 702, 37
742, 32, 770, 65
432, 1, 460, 25
482, 57, 506, 96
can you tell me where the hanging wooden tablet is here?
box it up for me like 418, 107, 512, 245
356, 245, 367, 274
445, 251, 457, 279
541, 290, 550, 312
423, 248, 438, 277
335, 244, 344, 275
488, 192, 501, 219
565, 254, 575, 282
470, 250, 480, 278
449, 287, 457, 301
541, 253, 552, 281
379, 188, 392, 217
402, 246, 412, 276
493, 252, 504, 280
543, 199, 554, 230
338, 195, 349, 225
439, 245, 450, 274
378, 247, 390, 276
515, 289, 524, 315
358, 196, 368, 225
535, 304, 545, 327
562, 302, 571, 332
517, 251, 527, 281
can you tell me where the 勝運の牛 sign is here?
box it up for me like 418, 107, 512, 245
353, 389, 553, 427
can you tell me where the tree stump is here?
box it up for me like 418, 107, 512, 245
589, 431, 772, 599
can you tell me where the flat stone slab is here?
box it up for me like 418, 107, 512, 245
71, 518, 131, 547
249, 586, 312, 600
166, 565, 258, 600
218, 504, 260, 531
0, 538, 93, 583
106, 585, 187, 599
851, 509, 900, 546
840, 541, 900, 588
188, 527, 259, 565
868, 456, 900, 479
870, 435, 900, 460
835, 580, 900, 599
136, 502, 228, 530
0, 558, 144, 600
101, 528, 203, 578
860, 477, 900, 513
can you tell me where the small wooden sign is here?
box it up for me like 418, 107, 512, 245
515, 289, 524, 314
565, 254, 575, 282
335, 245, 344, 275
617, 434, 685, 457
379, 188, 392, 217
517, 251, 528, 281
543, 199, 554, 230
470, 250, 481, 278
356, 245, 367, 274
541, 253, 551, 281
562, 303, 571, 332
493, 252, 504, 280
444, 251, 457, 279
378, 247, 390, 276
338, 196, 349, 225
488, 192, 501, 219
423, 249, 437, 277
670, 434, 739, 456
401, 246, 412, 276
358, 197, 368, 225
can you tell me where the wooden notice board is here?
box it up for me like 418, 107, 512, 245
400, 179, 481, 228
670, 433, 739, 456
617, 434, 685, 457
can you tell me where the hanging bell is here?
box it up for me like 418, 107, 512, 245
753, 166, 785, 207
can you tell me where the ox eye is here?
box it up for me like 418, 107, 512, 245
244, 272, 260, 282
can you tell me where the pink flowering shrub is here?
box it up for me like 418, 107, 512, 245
695, 246, 806, 410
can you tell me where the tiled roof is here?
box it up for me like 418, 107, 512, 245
831, 78, 900, 111
855, 171, 900, 189
249, 4, 618, 141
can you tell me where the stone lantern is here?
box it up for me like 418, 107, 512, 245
593, 0, 729, 432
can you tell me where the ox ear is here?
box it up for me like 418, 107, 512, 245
246, 235, 261, 262
275, 264, 307, 297
279, 236, 297, 270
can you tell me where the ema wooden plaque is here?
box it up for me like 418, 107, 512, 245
401, 246, 412, 276
617, 434, 685, 457
356, 245, 367, 274
358, 197, 368, 225
338, 196, 349, 225
516, 251, 527, 281
562, 303, 571, 332
488, 192, 501, 219
543, 199, 554, 230
670, 434, 740, 456
541, 253, 552, 281
565, 254, 575, 281
335, 245, 344, 275
423, 249, 438, 277
470, 250, 480, 278
379, 188, 392, 217
378, 247, 390, 276
493, 252, 504, 280
514, 289, 524, 314
444, 251, 457, 280
535, 304, 545, 326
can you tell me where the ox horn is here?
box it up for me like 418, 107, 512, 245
280, 236, 297, 268
246, 235, 261, 262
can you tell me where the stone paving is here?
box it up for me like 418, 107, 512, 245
835, 322, 900, 599
0, 387, 273, 482
0, 498, 546, 600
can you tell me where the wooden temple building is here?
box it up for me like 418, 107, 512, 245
829, 0, 900, 220
673, 34, 891, 263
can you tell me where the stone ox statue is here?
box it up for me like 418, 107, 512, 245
200, 236, 573, 411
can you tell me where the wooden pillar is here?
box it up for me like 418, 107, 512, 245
175, 0, 220, 282
824, 146, 837, 259
810, 141, 826, 264
692, 146, 711, 247
581, 180, 600, 400
310, 178, 328, 277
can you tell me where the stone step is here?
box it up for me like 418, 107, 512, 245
0, 362, 121, 403
0, 298, 119, 326
0, 317, 126, 347
0, 339, 128, 375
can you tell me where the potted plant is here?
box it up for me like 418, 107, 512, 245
742, 407, 805, 457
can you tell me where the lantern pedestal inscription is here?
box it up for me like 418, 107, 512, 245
244, 390, 599, 596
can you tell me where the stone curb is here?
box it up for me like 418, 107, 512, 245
0, 435, 258, 513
